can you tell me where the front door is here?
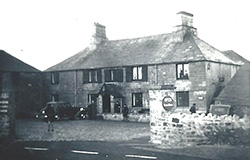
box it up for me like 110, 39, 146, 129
103, 95, 111, 113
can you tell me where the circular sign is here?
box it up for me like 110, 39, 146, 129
162, 96, 174, 111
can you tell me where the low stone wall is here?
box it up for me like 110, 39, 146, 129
150, 113, 250, 147
102, 113, 150, 123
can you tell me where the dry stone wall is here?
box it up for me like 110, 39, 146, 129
150, 112, 250, 147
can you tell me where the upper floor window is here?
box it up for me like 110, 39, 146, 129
83, 69, 102, 83
176, 91, 189, 107
51, 72, 59, 84
133, 66, 143, 80
176, 63, 189, 80
132, 93, 143, 107
104, 69, 123, 82
126, 66, 147, 82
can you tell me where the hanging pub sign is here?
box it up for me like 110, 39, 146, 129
162, 96, 174, 111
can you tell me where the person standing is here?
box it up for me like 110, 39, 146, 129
190, 103, 196, 114
114, 101, 121, 113
122, 104, 129, 121
88, 100, 97, 120
45, 104, 55, 131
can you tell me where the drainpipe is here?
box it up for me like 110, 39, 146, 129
155, 65, 158, 85
74, 70, 77, 107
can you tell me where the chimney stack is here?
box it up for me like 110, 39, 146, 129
171, 11, 197, 42
174, 11, 197, 35
90, 23, 107, 49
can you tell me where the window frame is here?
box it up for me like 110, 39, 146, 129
104, 68, 123, 82
83, 69, 102, 84
176, 91, 189, 107
126, 66, 147, 82
176, 63, 189, 80
132, 93, 143, 107
89, 70, 98, 82
133, 66, 143, 80
51, 72, 59, 84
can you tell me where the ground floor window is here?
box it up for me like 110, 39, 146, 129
50, 94, 59, 102
132, 93, 143, 107
88, 94, 98, 104
176, 91, 189, 107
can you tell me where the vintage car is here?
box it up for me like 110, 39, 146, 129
209, 104, 231, 116
36, 101, 87, 120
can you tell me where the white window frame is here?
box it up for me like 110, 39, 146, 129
176, 63, 189, 79
132, 66, 143, 80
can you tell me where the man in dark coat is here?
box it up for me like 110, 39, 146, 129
122, 104, 129, 121
190, 103, 196, 114
88, 101, 97, 120
45, 104, 55, 131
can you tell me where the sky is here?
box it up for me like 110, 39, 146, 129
0, 0, 249, 71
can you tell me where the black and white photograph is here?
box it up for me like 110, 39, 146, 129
0, 0, 250, 159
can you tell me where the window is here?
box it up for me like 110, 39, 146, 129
83, 69, 102, 83
104, 69, 123, 82
126, 66, 147, 82
88, 94, 98, 104
51, 72, 59, 84
50, 94, 59, 102
176, 91, 189, 107
133, 66, 143, 80
89, 70, 97, 82
176, 63, 189, 79
132, 93, 143, 107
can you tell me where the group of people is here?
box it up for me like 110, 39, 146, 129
87, 100, 129, 121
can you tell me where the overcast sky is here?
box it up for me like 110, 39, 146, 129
0, 0, 249, 71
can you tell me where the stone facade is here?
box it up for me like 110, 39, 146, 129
44, 61, 237, 114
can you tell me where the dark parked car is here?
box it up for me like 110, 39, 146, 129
209, 104, 231, 116
36, 101, 87, 120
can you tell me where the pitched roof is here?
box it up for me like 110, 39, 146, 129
0, 50, 40, 72
222, 50, 248, 64
216, 61, 250, 106
45, 32, 239, 72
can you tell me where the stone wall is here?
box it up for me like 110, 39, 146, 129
102, 113, 150, 122
150, 112, 250, 147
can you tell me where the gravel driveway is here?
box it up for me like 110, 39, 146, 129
16, 119, 150, 142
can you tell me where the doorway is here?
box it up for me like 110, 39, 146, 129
103, 95, 111, 113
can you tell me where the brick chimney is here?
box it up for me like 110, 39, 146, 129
90, 23, 107, 49
171, 11, 197, 42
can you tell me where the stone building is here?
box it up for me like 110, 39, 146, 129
44, 11, 242, 114
0, 50, 43, 119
